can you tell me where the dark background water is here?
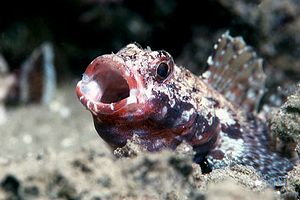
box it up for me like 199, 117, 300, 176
0, 0, 299, 86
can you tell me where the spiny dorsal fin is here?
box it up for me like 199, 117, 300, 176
203, 31, 266, 112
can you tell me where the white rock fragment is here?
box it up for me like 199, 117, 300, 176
215, 108, 235, 126
23, 134, 33, 144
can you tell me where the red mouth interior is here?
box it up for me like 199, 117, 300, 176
95, 68, 130, 104
81, 65, 130, 104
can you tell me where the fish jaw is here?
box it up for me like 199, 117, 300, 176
76, 54, 149, 120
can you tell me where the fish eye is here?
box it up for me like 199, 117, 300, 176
156, 62, 170, 80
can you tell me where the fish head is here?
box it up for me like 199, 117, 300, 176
76, 43, 198, 150
76, 43, 176, 118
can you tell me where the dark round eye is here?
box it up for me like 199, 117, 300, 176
156, 62, 169, 79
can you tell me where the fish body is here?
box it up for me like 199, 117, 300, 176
76, 33, 294, 185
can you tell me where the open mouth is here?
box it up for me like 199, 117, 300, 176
83, 67, 130, 104
76, 55, 139, 115
99, 69, 130, 103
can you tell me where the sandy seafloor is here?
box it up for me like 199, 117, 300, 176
0, 82, 299, 200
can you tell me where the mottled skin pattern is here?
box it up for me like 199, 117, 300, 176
76, 36, 295, 186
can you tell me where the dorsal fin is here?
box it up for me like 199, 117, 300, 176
203, 32, 266, 112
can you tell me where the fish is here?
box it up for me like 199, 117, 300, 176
0, 42, 56, 125
76, 32, 295, 186
5, 42, 56, 105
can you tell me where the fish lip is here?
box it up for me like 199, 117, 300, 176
76, 55, 144, 117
